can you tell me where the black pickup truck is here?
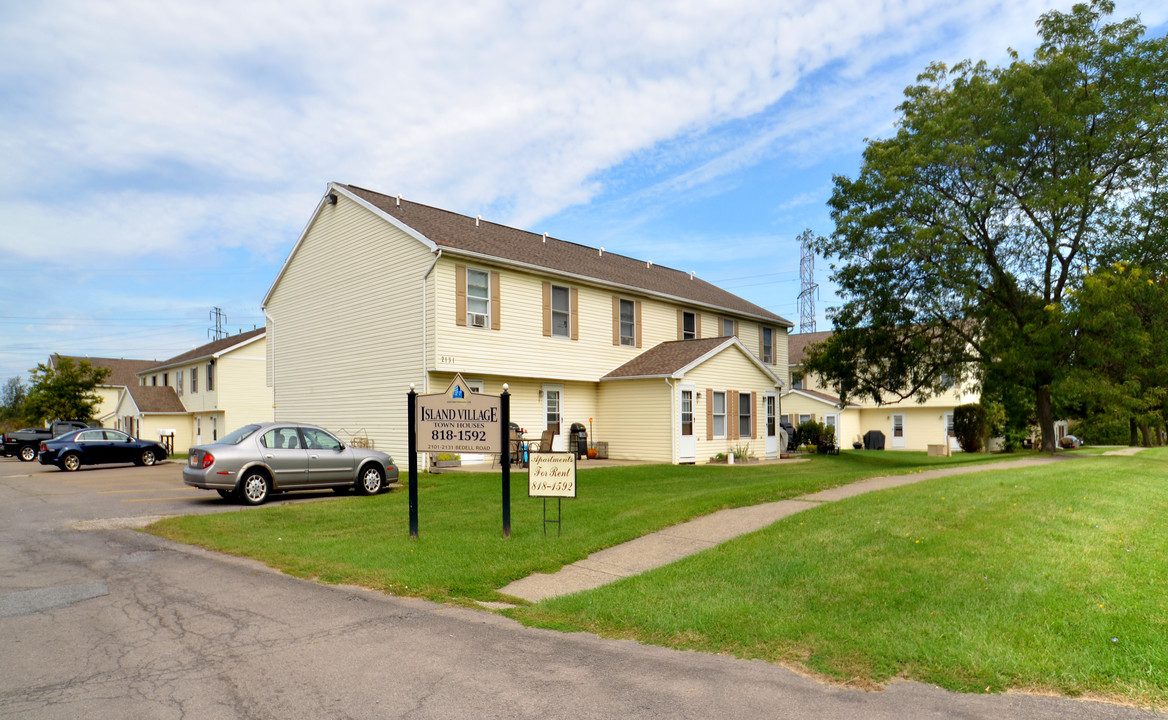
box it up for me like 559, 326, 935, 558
2, 421, 91, 461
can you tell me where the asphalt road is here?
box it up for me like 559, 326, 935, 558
0, 457, 1159, 719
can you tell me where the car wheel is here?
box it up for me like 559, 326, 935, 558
19, 445, 37, 462
356, 465, 384, 495
239, 471, 270, 506
60, 453, 81, 472
140, 449, 156, 466
216, 489, 234, 500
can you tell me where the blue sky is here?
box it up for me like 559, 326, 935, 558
2, 0, 1165, 385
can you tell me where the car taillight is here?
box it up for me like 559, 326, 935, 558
40, 442, 47, 453
201, 452, 214, 469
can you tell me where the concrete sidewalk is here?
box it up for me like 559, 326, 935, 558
497, 455, 1068, 604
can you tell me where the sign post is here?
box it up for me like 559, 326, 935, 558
528, 451, 577, 536
501, 386, 511, 538
412, 374, 508, 538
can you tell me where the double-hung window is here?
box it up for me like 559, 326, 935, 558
207, 363, 214, 392
761, 327, 774, 363
712, 391, 726, 438
551, 285, 570, 337
722, 317, 736, 337
739, 392, 752, 438
191, 367, 198, 393
682, 311, 697, 340
466, 268, 490, 327
177, 370, 184, 396
619, 299, 636, 347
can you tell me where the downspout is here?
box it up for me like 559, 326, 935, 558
264, 311, 275, 421
666, 377, 675, 464
420, 249, 442, 470
422, 250, 442, 394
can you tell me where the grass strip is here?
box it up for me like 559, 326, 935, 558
146, 450, 1010, 604
511, 448, 1168, 708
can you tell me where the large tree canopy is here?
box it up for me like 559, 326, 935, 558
24, 358, 110, 425
806, 0, 1168, 452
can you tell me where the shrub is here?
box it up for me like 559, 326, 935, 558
953, 404, 987, 453
796, 419, 825, 447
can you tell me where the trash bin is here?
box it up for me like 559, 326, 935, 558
569, 422, 588, 459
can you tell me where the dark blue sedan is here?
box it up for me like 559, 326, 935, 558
39, 428, 168, 472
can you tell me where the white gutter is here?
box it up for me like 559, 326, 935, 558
666, 377, 676, 465
422, 249, 442, 394
264, 311, 275, 421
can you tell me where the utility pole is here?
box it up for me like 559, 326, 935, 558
797, 229, 819, 334
208, 307, 228, 341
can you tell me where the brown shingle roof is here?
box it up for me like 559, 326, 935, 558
52, 355, 157, 387
787, 330, 834, 366
603, 337, 764, 380
144, 328, 265, 372
125, 385, 187, 414
339, 184, 792, 327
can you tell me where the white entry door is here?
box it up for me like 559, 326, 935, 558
945, 412, 961, 451
891, 413, 906, 449
764, 392, 778, 459
679, 385, 696, 463
543, 384, 564, 451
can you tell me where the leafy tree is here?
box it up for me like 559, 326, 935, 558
1060, 263, 1168, 446
23, 358, 110, 424
1, 376, 27, 421
806, 1, 1168, 452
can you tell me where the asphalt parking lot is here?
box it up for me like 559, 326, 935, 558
1, 456, 1159, 719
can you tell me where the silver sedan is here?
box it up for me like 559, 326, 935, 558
183, 423, 398, 505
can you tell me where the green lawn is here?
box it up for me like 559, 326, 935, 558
146, 450, 1006, 603
511, 448, 1168, 708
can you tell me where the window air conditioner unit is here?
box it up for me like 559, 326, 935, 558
469, 313, 487, 328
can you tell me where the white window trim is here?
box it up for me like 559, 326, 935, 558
466, 266, 491, 328
712, 391, 727, 439
619, 298, 636, 347
550, 284, 571, 338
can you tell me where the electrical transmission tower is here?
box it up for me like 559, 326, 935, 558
208, 307, 228, 341
797, 229, 819, 334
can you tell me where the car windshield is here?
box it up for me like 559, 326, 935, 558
218, 424, 263, 445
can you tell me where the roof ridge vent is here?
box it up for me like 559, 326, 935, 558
542, 232, 548, 243
689, 271, 695, 280
396, 194, 402, 207
647, 260, 652, 269
599, 247, 604, 257
476, 215, 481, 227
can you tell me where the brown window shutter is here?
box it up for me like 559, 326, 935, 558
759, 331, 765, 361
542, 282, 552, 337
677, 309, 684, 340
695, 313, 701, 339
706, 388, 714, 441
612, 296, 620, 346
751, 391, 758, 439
728, 390, 738, 441
733, 319, 740, 337
635, 301, 642, 348
490, 271, 501, 330
455, 264, 467, 326
570, 287, 579, 341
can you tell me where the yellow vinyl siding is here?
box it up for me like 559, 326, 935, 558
264, 192, 433, 461
598, 380, 672, 462
681, 345, 777, 463
215, 342, 270, 430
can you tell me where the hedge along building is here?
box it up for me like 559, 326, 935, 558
261, 183, 792, 465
